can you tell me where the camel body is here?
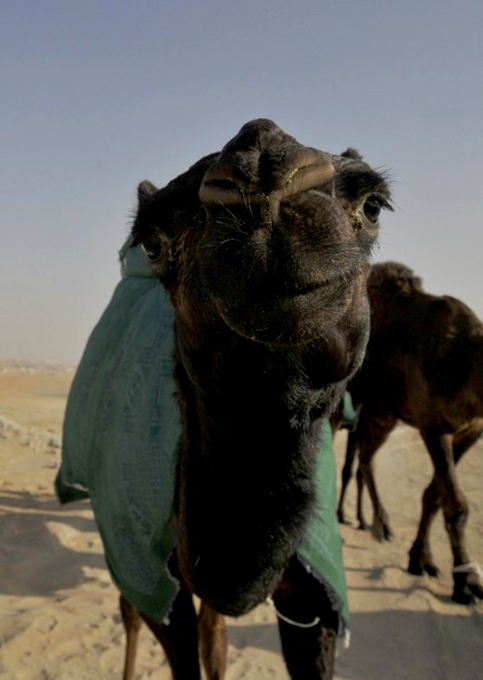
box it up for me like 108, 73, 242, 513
337, 261, 483, 604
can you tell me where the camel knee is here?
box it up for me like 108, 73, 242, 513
421, 478, 439, 509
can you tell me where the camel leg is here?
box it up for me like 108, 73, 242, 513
410, 424, 483, 602
356, 413, 397, 541
120, 596, 143, 680
139, 588, 201, 680
199, 602, 227, 680
337, 428, 359, 525
355, 464, 365, 530
407, 477, 441, 578
272, 557, 339, 680
419, 427, 483, 604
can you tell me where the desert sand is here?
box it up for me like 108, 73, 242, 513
1, 362, 482, 679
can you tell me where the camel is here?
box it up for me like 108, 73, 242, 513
119, 119, 395, 679
60, 118, 393, 680
336, 261, 483, 605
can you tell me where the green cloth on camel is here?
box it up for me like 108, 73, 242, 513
56, 242, 349, 630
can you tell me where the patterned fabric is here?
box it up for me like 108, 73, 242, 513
56, 242, 348, 628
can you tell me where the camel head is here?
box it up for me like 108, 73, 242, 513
132, 119, 392, 353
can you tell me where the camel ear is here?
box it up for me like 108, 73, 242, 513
132, 182, 177, 246
341, 148, 363, 160
137, 180, 158, 206
131, 182, 179, 284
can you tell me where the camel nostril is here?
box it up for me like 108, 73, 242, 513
274, 160, 335, 201
200, 159, 335, 208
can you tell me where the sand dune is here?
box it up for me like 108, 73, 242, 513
1, 365, 482, 679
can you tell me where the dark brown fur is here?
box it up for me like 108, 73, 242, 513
123, 119, 392, 679
337, 261, 483, 604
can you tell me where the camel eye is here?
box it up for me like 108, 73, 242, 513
142, 239, 162, 263
363, 196, 383, 223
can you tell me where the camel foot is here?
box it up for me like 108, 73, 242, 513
337, 509, 350, 525
452, 569, 483, 605
408, 561, 440, 578
371, 518, 393, 542
357, 520, 368, 531
407, 550, 440, 578
452, 583, 483, 605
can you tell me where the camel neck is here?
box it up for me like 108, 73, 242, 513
174, 334, 339, 617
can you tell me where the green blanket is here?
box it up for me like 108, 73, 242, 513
56, 242, 348, 630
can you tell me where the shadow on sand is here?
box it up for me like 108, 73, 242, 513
338, 608, 483, 680
3, 488, 482, 679
227, 603, 483, 680
0, 488, 106, 597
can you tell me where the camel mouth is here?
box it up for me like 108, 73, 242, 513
212, 273, 359, 347
257, 263, 362, 305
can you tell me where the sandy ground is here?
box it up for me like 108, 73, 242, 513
1, 364, 482, 680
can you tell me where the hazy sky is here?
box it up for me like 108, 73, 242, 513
2, 0, 482, 363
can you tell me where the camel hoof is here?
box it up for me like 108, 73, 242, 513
357, 521, 368, 531
383, 525, 393, 541
452, 573, 483, 605
407, 556, 440, 578
371, 520, 393, 543
337, 510, 350, 525
423, 563, 440, 578
452, 587, 482, 605
407, 559, 422, 576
